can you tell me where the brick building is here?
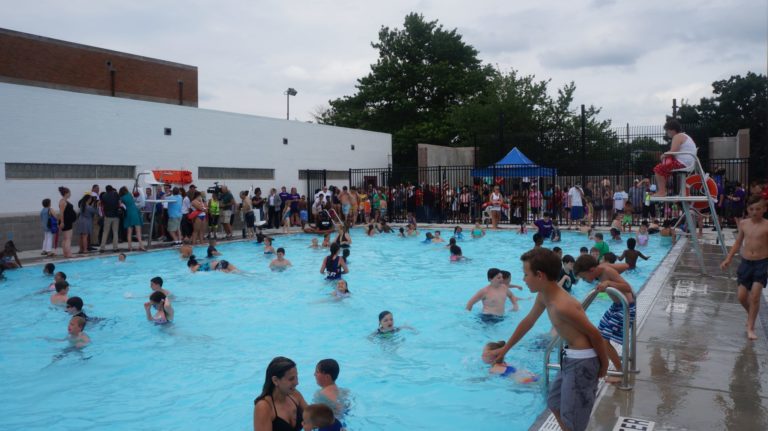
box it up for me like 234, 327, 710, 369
0, 27, 198, 106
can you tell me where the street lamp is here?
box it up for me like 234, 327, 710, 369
284, 87, 297, 120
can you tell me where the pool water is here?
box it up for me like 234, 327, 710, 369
0, 229, 671, 431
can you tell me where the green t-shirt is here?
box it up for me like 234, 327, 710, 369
595, 240, 610, 258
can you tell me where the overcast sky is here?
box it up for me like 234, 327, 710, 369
3, 0, 766, 127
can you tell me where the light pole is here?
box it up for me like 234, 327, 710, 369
284, 87, 297, 120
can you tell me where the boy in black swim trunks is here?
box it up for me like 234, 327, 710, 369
721, 196, 768, 340
489, 248, 607, 431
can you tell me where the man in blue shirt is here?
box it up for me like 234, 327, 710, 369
166, 187, 183, 244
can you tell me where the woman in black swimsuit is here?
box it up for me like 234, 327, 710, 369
253, 356, 308, 431
58, 187, 77, 258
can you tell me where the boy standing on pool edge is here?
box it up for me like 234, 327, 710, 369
489, 248, 607, 431
721, 195, 768, 340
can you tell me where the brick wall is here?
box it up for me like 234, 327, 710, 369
0, 28, 198, 106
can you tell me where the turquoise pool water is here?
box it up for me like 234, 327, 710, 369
0, 230, 671, 430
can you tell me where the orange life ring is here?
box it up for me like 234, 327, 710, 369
685, 174, 717, 210
153, 170, 193, 185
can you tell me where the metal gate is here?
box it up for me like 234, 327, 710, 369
302, 169, 327, 197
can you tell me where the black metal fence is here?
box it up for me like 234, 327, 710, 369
347, 158, 750, 227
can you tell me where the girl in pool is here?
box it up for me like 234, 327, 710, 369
471, 220, 485, 238
320, 243, 348, 280
432, 231, 445, 243
453, 226, 464, 240
263, 237, 275, 254
332, 280, 350, 298
334, 225, 352, 247
309, 238, 321, 248
366, 224, 376, 236
398, 227, 406, 237
373, 310, 415, 336
406, 223, 418, 236
144, 291, 174, 324
321, 233, 331, 248
446, 237, 457, 248
450, 244, 466, 262
637, 221, 649, 246
482, 341, 539, 384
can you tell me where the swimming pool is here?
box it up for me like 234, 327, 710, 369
0, 229, 671, 430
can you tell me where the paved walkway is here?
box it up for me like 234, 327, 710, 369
587, 241, 768, 431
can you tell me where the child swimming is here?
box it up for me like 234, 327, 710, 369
270, 247, 293, 270
471, 221, 485, 238
618, 238, 650, 270
144, 291, 174, 324
263, 237, 275, 254
449, 244, 466, 262
482, 341, 539, 384
372, 310, 414, 336
453, 226, 464, 240
637, 221, 649, 246
332, 280, 350, 298
67, 316, 91, 348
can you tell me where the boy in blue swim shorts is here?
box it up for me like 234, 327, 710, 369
721, 196, 768, 340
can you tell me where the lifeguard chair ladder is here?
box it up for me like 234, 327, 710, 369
650, 151, 728, 271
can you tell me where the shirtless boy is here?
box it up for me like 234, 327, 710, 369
466, 268, 522, 320
313, 358, 348, 418
51, 281, 69, 305
489, 248, 607, 431
721, 196, 768, 340
270, 247, 293, 270
150, 276, 172, 297
618, 238, 650, 270
574, 255, 635, 383
68, 316, 90, 348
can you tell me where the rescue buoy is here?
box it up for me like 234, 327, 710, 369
153, 170, 193, 185
685, 174, 718, 210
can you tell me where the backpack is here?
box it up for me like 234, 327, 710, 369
47, 213, 59, 234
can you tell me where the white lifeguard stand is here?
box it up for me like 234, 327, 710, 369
650, 152, 728, 271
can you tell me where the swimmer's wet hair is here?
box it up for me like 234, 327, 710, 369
627, 238, 637, 250
747, 195, 765, 207
450, 244, 462, 256
55, 281, 69, 292
487, 268, 502, 280
304, 403, 335, 428
151, 276, 163, 286
532, 233, 543, 244
70, 316, 86, 330
500, 270, 511, 280
276, 247, 285, 254
574, 255, 599, 274
66, 296, 83, 311
316, 358, 340, 381
562, 254, 575, 264
43, 263, 55, 275
603, 252, 617, 263
552, 246, 562, 253
594, 232, 604, 240
579, 247, 589, 253
187, 255, 198, 267
378, 310, 392, 322
150, 291, 166, 303
520, 248, 561, 281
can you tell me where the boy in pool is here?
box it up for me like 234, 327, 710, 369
488, 248, 607, 431
618, 238, 650, 270
422, 232, 434, 243
532, 233, 544, 249
593, 232, 609, 259
45, 271, 66, 292
466, 268, 521, 319
482, 341, 539, 384
68, 316, 90, 348
433, 231, 445, 243
270, 247, 293, 270
51, 281, 69, 305
579, 247, 589, 256
720, 195, 768, 340
574, 254, 635, 384
558, 255, 577, 293
43, 263, 55, 276
309, 238, 320, 248
500, 270, 523, 312
589, 247, 600, 261
150, 276, 172, 297
313, 358, 349, 418
449, 244, 466, 262
118, 253, 127, 262
302, 404, 344, 431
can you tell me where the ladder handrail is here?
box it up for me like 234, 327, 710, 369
323, 209, 344, 227
543, 287, 636, 391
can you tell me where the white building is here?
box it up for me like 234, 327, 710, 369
0, 82, 391, 248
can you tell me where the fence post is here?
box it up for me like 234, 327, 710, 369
580, 104, 586, 187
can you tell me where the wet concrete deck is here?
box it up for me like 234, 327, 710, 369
587, 242, 768, 431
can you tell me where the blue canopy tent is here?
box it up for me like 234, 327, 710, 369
472, 147, 557, 178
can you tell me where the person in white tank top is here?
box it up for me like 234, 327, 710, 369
653, 119, 698, 196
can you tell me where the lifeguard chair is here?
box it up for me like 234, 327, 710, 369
650, 151, 727, 271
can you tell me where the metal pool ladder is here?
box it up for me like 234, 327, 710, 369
543, 287, 638, 391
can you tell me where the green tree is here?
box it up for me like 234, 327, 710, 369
678, 72, 767, 177
316, 13, 493, 165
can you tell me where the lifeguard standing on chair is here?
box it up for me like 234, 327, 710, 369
653, 119, 697, 197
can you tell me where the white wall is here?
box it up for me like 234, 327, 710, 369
0, 83, 391, 214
